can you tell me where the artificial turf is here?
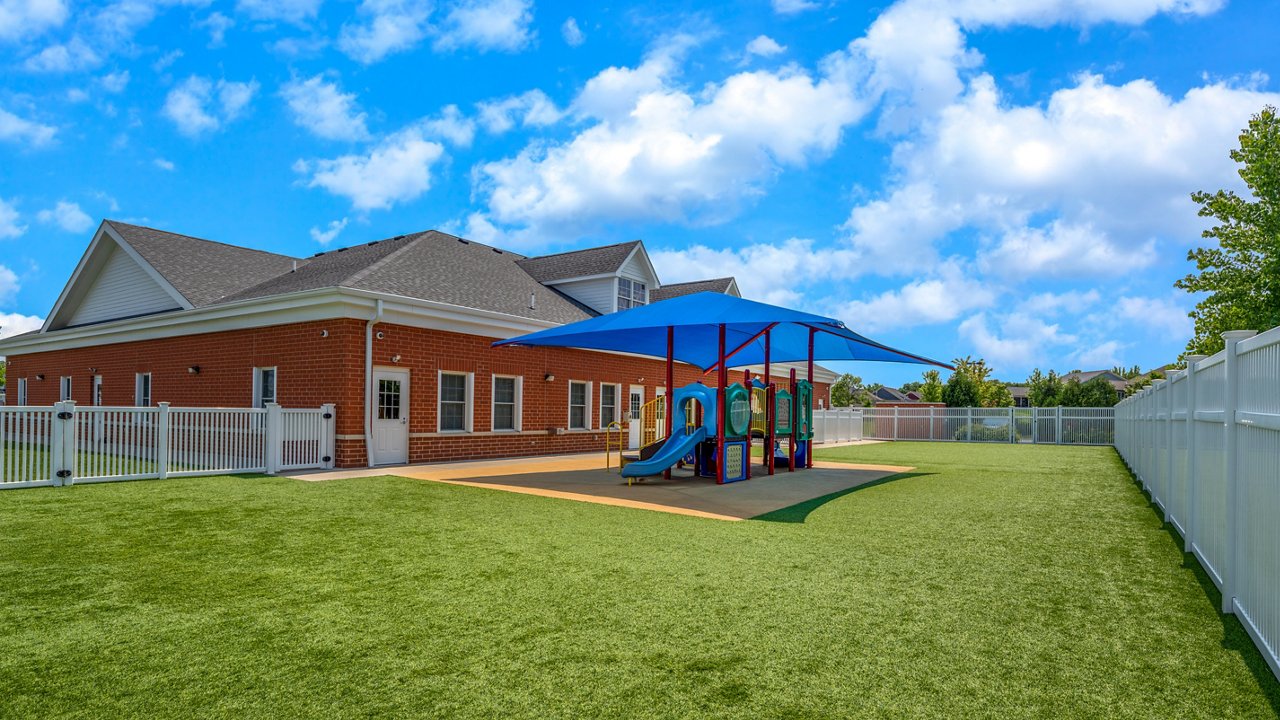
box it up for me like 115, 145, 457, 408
1, 443, 1277, 718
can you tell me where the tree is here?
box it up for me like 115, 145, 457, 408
919, 370, 943, 402
941, 357, 988, 407
1027, 368, 1064, 407
981, 381, 1013, 408
830, 374, 863, 407
1078, 376, 1120, 407
899, 381, 923, 393
1176, 106, 1280, 355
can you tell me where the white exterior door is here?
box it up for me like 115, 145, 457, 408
627, 385, 644, 449
371, 369, 410, 465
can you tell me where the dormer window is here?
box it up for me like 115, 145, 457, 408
618, 278, 647, 310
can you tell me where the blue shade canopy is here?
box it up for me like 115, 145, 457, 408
493, 292, 951, 371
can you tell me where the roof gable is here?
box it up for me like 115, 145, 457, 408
651, 277, 739, 302
516, 241, 642, 283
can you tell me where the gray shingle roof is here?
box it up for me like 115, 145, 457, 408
221, 230, 595, 325
651, 277, 737, 302
515, 241, 641, 283
108, 221, 304, 307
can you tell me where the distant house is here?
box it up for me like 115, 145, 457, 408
1062, 370, 1127, 402
904, 390, 923, 401
1009, 385, 1030, 407
649, 277, 741, 302
873, 387, 911, 404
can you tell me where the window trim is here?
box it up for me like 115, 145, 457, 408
59, 376, 72, 402
134, 372, 152, 406
437, 370, 474, 433
490, 374, 522, 432
92, 375, 103, 406
598, 382, 621, 429
617, 278, 648, 311
252, 366, 278, 409
16, 377, 27, 406
567, 380, 592, 431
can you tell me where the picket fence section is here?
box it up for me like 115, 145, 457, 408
0, 402, 336, 489
1114, 326, 1280, 682
812, 408, 864, 444
842, 406, 1114, 445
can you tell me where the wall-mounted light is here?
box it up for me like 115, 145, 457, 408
320, 329, 329, 338
544, 373, 555, 382
375, 331, 385, 340
35, 374, 45, 381
88, 367, 97, 373
637, 377, 645, 383
391, 355, 401, 363
188, 366, 201, 374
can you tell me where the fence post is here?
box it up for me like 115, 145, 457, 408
1221, 330, 1256, 615
1008, 406, 1015, 443
928, 406, 935, 441
265, 402, 283, 475
156, 402, 170, 480
321, 403, 336, 469
1167, 373, 1180, 525
893, 406, 899, 441
1184, 355, 1205, 554
966, 407, 972, 442
1056, 406, 1062, 445
1151, 379, 1167, 509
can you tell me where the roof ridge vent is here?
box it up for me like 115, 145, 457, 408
457, 237, 469, 244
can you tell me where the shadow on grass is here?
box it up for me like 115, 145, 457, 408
1121, 465, 1280, 712
749, 472, 931, 524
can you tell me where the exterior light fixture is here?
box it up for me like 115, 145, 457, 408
36, 374, 45, 381
391, 355, 401, 363
188, 366, 200, 374
544, 373, 555, 382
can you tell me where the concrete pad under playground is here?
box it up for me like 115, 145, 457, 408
290, 451, 912, 521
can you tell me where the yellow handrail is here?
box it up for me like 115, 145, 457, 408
639, 395, 667, 448
604, 421, 624, 473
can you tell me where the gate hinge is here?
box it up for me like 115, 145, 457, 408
57, 411, 73, 420
323, 412, 333, 420
322, 456, 332, 463
56, 469, 73, 479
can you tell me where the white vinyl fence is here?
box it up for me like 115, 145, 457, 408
835, 406, 1114, 445
0, 402, 336, 489
812, 407, 865, 444
1115, 327, 1280, 682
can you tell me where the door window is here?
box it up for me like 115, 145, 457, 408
378, 378, 402, 420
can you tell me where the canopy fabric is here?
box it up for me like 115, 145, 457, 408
493, 292, 951, 371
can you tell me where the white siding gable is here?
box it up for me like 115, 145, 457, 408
553, 277, 615, 315
67, 243, 181, 327
618, 249, 657, 286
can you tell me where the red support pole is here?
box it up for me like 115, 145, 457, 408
788, 367, 797, 473
807, 327, 815, 469
664, 325, 674, 480
717, 323, 727, 484
764, 328, 773, 476
743, 368, 751, 479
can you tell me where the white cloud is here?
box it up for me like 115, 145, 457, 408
772, 0, 818, 14
154, 157, 175, 170
153, 48, 183, 72
475, 89, 561, 133
197, 11, 233, 46
99, 69, 130, 93
37, 200, 93, 233
560, 16, 583, 46
1022, 289, 1101, 317
0, 311, 45, 338
435, 0, 533, 53
0, 198, 25, 239
309, 217, 348, 245
475, 38, 869, 238
163, 76, 260, 137
296, 128, 445, 211
0, 107, 56, 146
981, 221, 1156, 279
421, 104, 474, 146
23, 36, 99, 71
651, 238, 857, 306
959, 311, 1077, 371
836, 261, 997, 332
0, 0, 68, 41
1116, 295, 1192, 339
1071, 340, 1124, 369
745, 35, 785, 58
281, 74, 370, 141
236, 0, 322, 23
338, 0, 432, 64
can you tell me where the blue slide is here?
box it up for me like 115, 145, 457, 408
621, 426, 708, 479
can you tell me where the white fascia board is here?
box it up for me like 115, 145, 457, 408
540, 272, 618, 285
41, 222, 109, 332
620, 242, 660, 285
105, 223, 194, 311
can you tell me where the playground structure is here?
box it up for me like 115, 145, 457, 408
495, 291, 949, 486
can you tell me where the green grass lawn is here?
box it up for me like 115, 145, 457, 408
2, 443, 1277, 718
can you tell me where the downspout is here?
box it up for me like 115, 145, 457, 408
364, 299, 384, 468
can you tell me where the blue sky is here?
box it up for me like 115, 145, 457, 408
2, 0, 1279, 386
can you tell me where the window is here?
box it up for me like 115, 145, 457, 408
568, 381, 591, 430
599, 383, 619, 428
135, 373, 151, 406
492, 375, 521, 431
617, 278, 647, 310
439, 372, 471, 432
377, 378, 402, 420
93, 375, 103, 406
16, 378, 27, 406
253, 367, 277, 408
59, 376, 72, 402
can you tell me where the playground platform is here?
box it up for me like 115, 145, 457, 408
289, 452, 912, 521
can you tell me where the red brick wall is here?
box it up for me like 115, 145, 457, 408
6, 319, 830, 468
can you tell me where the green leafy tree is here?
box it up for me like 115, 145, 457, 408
1059, 378, 1085, 407
1176, 106, 1280, 355
981, 381, 1013, 407
1078, 376, 1121, 407
919, 370, 944, 402
1026, 368, 1064, 407
899, 381, 923, 393
942, 357, 989, 407
829, 374, 863, 407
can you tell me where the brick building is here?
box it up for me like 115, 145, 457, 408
1, 221, 832, 468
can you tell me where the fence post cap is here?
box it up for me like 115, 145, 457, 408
1185, 354, 1207, 362
1221, 330, 1258, 341
1151, 378, 1167, 386
158, 401, 170, 408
